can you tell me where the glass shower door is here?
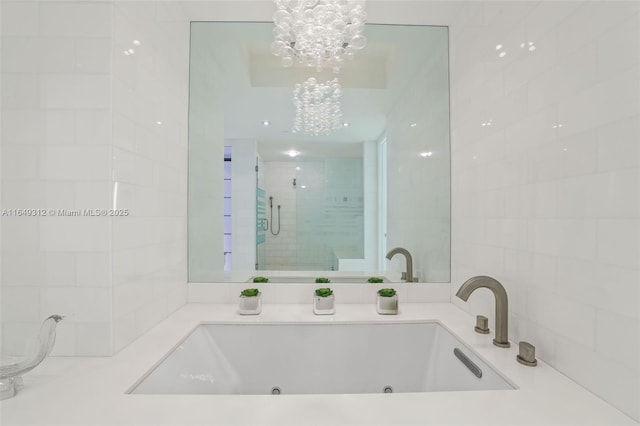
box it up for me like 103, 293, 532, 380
255, 158, 266, 270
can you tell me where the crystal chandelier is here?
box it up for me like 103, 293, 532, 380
293, 77, 343, 136
271, 0, 367, 73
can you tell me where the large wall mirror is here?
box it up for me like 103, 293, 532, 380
188, 22, 450, 283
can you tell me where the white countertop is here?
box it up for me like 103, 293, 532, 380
1, 303, 637, 426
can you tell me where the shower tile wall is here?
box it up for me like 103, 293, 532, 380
296, 158, 365, 270
448, 1, 640, 420
262, 159, 365, 271
0, 1, 189, 356
263, 162, 297, 270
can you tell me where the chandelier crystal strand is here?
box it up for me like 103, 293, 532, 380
272, 0, 367, 73
293, 77, 343, 136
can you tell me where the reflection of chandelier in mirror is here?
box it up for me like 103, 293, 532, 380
271, 0, 367, 73
293, 77, 342, 136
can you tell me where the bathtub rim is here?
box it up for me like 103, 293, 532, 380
125, 319, 519, 395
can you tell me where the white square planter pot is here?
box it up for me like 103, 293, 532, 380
238, 293, 262, 315
376, 294, 398, 315
313, 294, 335, 315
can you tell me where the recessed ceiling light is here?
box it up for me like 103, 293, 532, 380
410, 123, 417, 128
343, 122, 350, 127
262, 120, 271, 126
420, 151, 433, 157
286, 150, 300, 158
133, 40, 141, 46
156, 121, 162, 125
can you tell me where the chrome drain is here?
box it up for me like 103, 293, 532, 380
383, 386, 393, 393
271, 387, 281, 395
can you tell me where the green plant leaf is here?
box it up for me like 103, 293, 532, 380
315, 277, 331, 283
377, 288, 396, 297
240, 288, 260, 297
252, 276, 269, 283
368, 277, 383, 283
315, 287, 333, 297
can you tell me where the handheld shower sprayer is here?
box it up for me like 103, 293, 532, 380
269, 195, 281, 236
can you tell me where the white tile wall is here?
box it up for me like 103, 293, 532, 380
110, 1, 189, 352
1, 1, 115, 356
263, 161, 298, 270
1, 0, 189, 356
448, 1, 640, 421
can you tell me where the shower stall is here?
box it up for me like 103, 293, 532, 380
257, 157, 364, 271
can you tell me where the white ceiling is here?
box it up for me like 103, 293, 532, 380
192, 21, 446, 161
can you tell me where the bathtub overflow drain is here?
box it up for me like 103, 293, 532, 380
383, 386, 393, 393
271, 387, 281, 395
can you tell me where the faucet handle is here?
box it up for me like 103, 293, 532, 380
516, 341, 538, 366
474, 315, 490, 334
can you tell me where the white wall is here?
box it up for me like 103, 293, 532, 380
448, 1, 640, 421
187, 21, 225, 282
111, 2, 189, 352
1, 1, 115, 356
385, 25, 451, 283
263, 161, 298, 269
1, 1, 189, 355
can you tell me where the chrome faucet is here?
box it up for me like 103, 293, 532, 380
386, 247, 413, 282
455, 276, 510, 348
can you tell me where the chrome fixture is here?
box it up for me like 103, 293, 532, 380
385, 247, 413, 282
292, 77, 343, 136
516, 341, 538, 367
269, 196, 281, 236
455, 276, 510, 348
453, 347, 482, 378
0, 314, 65, 400
271, 0, 368, 73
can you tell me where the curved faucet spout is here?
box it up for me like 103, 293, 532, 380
456, 276, 510, 348
385, 247, 413, 282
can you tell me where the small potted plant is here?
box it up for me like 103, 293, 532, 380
368, 277, 384, 283
252, 276, 269, 283
313, 287, 335, 315
315, 277, 331, 284
238, 288, 262, 315
376, 288, 398, 315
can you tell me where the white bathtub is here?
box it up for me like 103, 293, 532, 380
129, 321, 515, 395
